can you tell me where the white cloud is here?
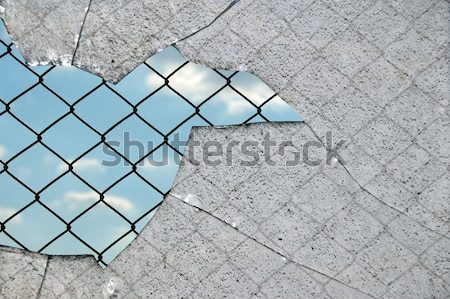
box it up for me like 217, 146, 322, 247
43, 153, 58, 164
213, 78, 288, 115
63, 191, 134, 212
17, 166, 32, 178
212, 88, 258, 115
75, 158, 105, 172
139, 160, 157, 172
148, 60, 290, 116
225, 97, 254, 114
237, 83, 273, 106
115, 226, 130, 236
57, 158, 105, 173
63, 190, 97, 202
138, 158, 172, 172
165, 65, 218, 105
0, 207, 23, 223
218, 93, 291, 115
0, 144, 7, 159
170, 67, 206, 88
103, 195, 135, 212
146, 72, 164, 86
57, 162, 68, 173
262, 96, 292, 111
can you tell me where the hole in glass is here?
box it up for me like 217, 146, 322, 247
0, 21, 302, 265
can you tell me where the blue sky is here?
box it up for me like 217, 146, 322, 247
0, 21, 302, 264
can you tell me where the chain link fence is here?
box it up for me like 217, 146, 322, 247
0, 21, 300, 265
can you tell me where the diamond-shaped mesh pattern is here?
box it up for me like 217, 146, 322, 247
0, 22, 301, 265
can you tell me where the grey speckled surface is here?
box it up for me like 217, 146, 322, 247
0, 0, 90, 65
0, 0, 235, 82
1, 0, 449, 298
1, 124, 449, 298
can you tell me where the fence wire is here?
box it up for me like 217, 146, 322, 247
0, 22, 299, 265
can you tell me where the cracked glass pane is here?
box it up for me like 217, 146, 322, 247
0, 21, 302, 265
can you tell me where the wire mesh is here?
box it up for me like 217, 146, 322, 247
0, 21, 301, 265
